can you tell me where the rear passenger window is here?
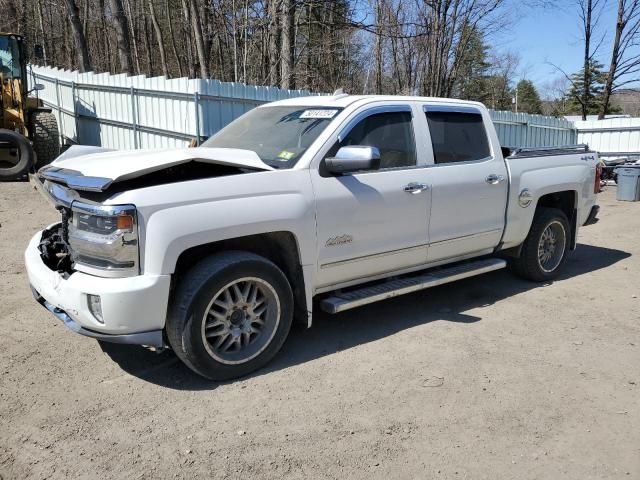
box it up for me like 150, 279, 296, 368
425, 111, 491, 164
336, 111, 417, 169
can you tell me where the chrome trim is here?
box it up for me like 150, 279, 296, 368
315, 249, 496, 294
30, 173, 78, 208
485, 174, 506, 185
518, 189, 533, 207
320, 258, 507, 313
39, 165, 113, 192
423, 104, 484, 115
31, 286, 165, 347
320, 229, 502, 270
403, 182, 429, 194
428, 229, 502, 247
321, 243, 429, 269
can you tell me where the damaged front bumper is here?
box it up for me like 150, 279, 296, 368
25, 228, 171, 347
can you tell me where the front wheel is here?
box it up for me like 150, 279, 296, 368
166, 251, 293, 380
510, 208, 570, 282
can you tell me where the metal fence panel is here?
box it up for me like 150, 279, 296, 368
32, 66, 319, 149
488, 110, 576, 148
575, 118, 640, 158
33, 66, 579, 151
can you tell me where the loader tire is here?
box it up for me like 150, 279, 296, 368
30, 111, 60, 168
0, 129, 34, 180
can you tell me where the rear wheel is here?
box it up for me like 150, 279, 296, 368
30, 111, 60, 169
166, 251, 293, 380
510, 208, 570, 282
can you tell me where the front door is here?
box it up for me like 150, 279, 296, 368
311, 106, 431, 288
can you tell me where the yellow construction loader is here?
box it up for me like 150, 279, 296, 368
1, 32, 59, 180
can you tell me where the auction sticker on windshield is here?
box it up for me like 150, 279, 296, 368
300, 109, 339, 119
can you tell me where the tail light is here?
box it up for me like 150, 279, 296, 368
594, 163, 602, 193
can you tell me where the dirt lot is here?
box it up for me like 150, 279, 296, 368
0, 182, 638, 480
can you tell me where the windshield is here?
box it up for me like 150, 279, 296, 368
202, 105, 342, 168
0, 36, 22, 79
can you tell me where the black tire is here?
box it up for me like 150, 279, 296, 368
166, 251, 294, 381
0, 129, 34, 180
510, 207, 570, 282
30, 111, 60, 168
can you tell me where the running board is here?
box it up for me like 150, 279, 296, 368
320, 258, 507, 314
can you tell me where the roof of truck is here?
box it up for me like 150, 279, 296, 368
265, 94, 485, 109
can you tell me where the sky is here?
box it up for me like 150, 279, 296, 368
499, 1, 638, 95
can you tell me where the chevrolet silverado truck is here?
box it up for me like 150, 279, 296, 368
25, 95, 601, 380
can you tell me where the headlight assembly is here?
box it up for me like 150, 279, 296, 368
68, 202, 139, 277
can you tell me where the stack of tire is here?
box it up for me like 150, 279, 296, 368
0, 111, 59, 181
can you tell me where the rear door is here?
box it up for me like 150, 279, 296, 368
420, 105, 508, 262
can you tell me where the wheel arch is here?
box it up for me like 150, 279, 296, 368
172, 231, 309, 327
535, 190, 578, 250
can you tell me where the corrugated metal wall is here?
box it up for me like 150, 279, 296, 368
575, 118, 640, 159
32, 66, 320, 149
33, 66, 578, 150
489, 110, 576, 148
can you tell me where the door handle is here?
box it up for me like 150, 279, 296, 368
485, 174, 506, 185
403, 182, 429, 194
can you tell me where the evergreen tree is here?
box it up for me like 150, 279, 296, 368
514, 80, 542, 114
566, 60, 608, 115
453, 27, 491, 102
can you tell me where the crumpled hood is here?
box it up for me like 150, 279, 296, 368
40, 145, 274, 191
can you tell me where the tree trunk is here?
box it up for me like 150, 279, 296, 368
374, 0, 384, 94
143, 14, 154, 75
599, 0, 624, 120
108, 0, 134, 74
165, 0, 183, 77
267, 0, 280, 86
280, 0, 294, 89
35, 0, 49, 65
147, 0, 169, 77
189, 0, 210, 79
582, 0, 593, 120
123, 0, 142, 74
64, 0, 92, 71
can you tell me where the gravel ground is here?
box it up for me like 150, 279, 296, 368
0, 181, 638, 480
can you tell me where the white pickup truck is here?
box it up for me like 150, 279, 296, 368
25, 95, 601, 380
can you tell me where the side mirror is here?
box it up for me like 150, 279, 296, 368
325, 146, 381, 174
33, 45, 44, 61
33, 83, 45, 91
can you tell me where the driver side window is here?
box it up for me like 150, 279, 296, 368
329, 111, 417, 170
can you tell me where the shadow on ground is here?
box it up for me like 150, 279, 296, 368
100, 243, 630, 390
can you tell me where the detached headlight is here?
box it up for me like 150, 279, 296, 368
68, 202, 139, 277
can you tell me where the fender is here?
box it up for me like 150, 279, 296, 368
501, 163, 587, 249
123, 169, 318, 276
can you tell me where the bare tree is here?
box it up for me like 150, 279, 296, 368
267, 0, 280, 86
599, 0, 640, 119
280, 0, 294, 89
64, 0, 92, 72
576, 0, 605, 119
188, 0, 209, 78
108, 0, 134, 74
148, 0, 169, 77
